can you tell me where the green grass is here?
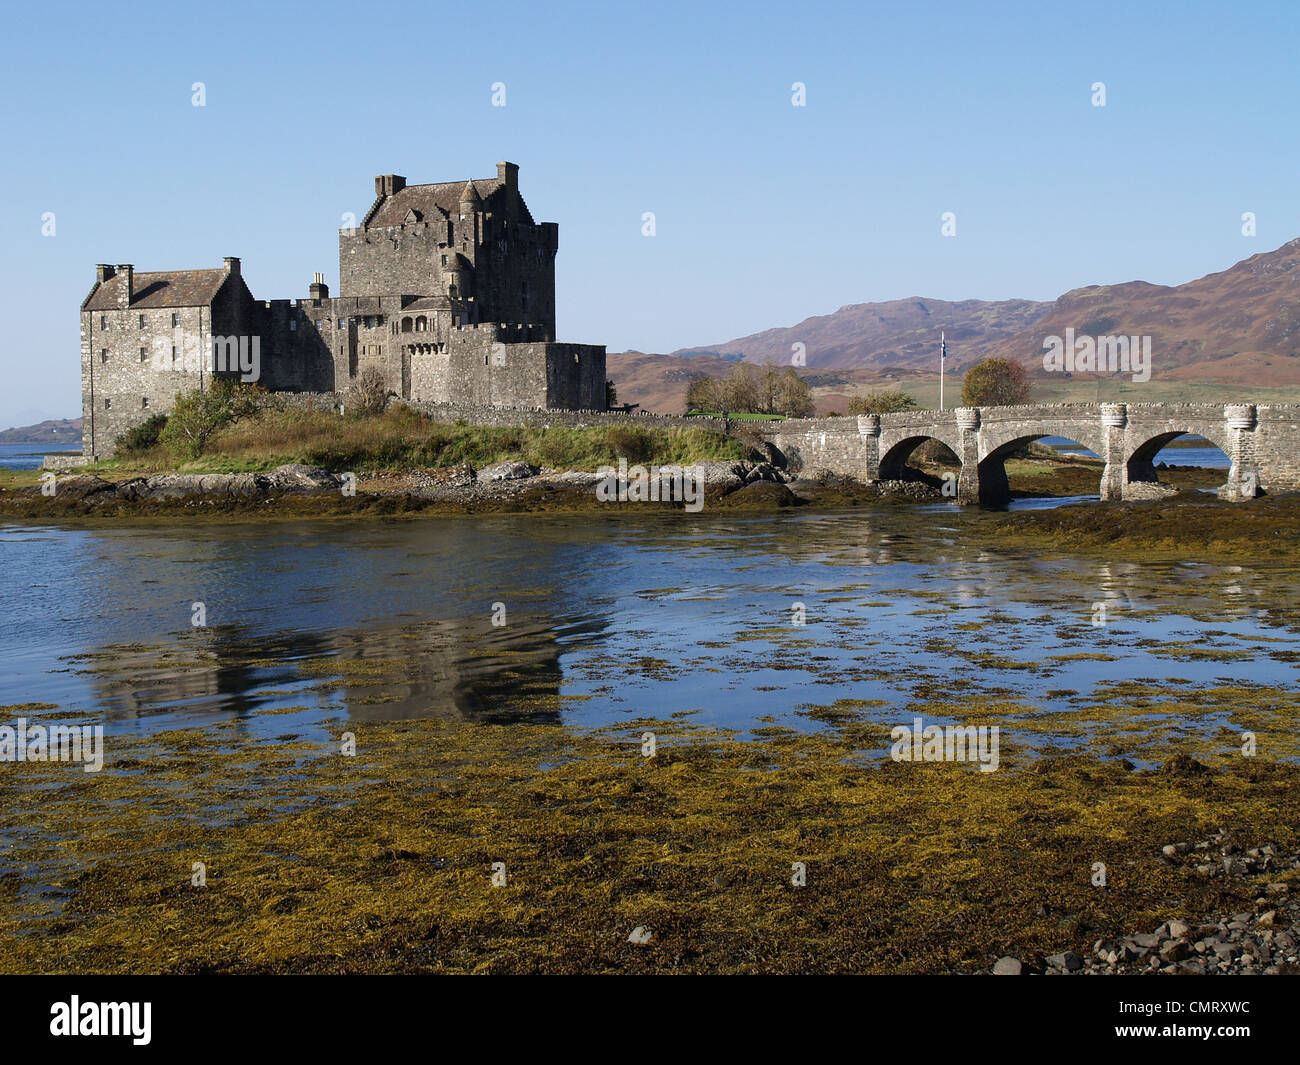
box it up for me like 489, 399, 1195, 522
95, 405, 748, 475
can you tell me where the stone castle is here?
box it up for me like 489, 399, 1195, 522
79, 162, 607, 457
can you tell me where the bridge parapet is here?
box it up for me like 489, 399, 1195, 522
756, 401, 1300, 504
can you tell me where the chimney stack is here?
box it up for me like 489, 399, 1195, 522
309, 272, 329, 300
95, 264, 116, 284
223, 256, 241, 275
496, 161, 518, 195
115, 264, 133, 308
375, 174, 407, 197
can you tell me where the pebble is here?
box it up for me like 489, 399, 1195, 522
979, 832, 1300, 976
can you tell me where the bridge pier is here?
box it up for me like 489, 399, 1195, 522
1220, 405, 1261, 501
955, 408, 984, 504
858, 415, 882, 481
1099, 403, 1130, 501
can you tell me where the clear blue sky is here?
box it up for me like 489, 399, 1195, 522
2, 0, 1298, 427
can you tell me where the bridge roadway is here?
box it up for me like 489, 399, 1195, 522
758, 403, 1300, 504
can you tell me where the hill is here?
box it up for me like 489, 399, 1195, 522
0, 418, 82, 444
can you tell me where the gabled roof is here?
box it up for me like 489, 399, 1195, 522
366, 178, 502, 228
84, 269, 228, 310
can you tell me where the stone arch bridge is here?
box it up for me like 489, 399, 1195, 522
759, 403, 1300, 504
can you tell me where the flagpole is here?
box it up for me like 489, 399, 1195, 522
940, 331, 946, 410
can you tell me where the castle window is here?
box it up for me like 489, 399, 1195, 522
172, 346, 177, 362
171, 313, 180, 327
104, 398, 111, 410
574, 353, 580, 364
402, 318, 412, 333
139, 347, 147, 362
100, 349, 108, 364
441, 254, 448, 266
138, 314, 146, 328
142, 397, 149, 409
290, 319, 297, 331
415, 316, 427, 332
337, 319, 345, 330
100, 315, 109, 329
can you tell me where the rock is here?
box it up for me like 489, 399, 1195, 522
477, 460, 539, 483
48, 475, 118, 501
627, 926, 652, 945
1158, 754, 1211, 778
1167, 919, 1191, 939
1162, 843, 1191, 857
262, 463, 341, 491
714, 482, 804, 508
1047, 950, 1083, 972
1258, 910, 1278, 928
694, 461, 747, 490
1132, 932, 1161, 949
992, 956, 1022, 975
1159, 940, 1190, 963
551, 470, 605, 486
1123, 481, 1180, 501
419, 464, 475, 488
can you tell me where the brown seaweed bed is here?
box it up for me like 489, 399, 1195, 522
2, 700, 1297, 974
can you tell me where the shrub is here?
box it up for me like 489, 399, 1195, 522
115, 413, 168, 454
159, 383, 259, 460
846, 390, 917, 415
604, 425, 655, 463
346, 367, 390, 416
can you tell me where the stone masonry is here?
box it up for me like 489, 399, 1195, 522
760, 403, 1300, 504
79, 163, 606, 457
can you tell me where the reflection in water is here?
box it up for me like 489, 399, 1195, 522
1, 507, 1297, 743
68, 614, 597, 729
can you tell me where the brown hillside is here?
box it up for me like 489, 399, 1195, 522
985, 238, 1300, 378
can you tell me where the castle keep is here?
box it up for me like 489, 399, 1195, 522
79, 162, 606, 457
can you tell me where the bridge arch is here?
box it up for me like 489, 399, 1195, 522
977, 433, 1104, 505
879, 435, 961, 481
1126, 429, 1233, 492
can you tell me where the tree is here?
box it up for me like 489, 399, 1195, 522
686, 361, 813, 416
686, 374, 724, 413
605, 379, 618, 408
961, 358, 1031, 407
774, 367, 815, 417
846, 389, 917, 415
346, 367, 390, 415
159, 382, 260, 459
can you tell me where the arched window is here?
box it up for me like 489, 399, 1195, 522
402, 317, 413, 333
415, 316, 427, 332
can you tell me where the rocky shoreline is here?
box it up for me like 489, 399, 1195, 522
0, 459, 950, 517
987, 828, 1300, 976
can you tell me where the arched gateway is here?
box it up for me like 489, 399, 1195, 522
759, 403, 1295, 505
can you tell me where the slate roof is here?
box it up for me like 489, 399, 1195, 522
367, 178, 501, 228
85, 269, 228, 310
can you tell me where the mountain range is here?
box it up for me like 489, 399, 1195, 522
617, 237, 1300, 409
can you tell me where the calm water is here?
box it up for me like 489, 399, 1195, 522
2, 505, 1296, 750
0, 442, 80, 470
1041, 435, 1229, 468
